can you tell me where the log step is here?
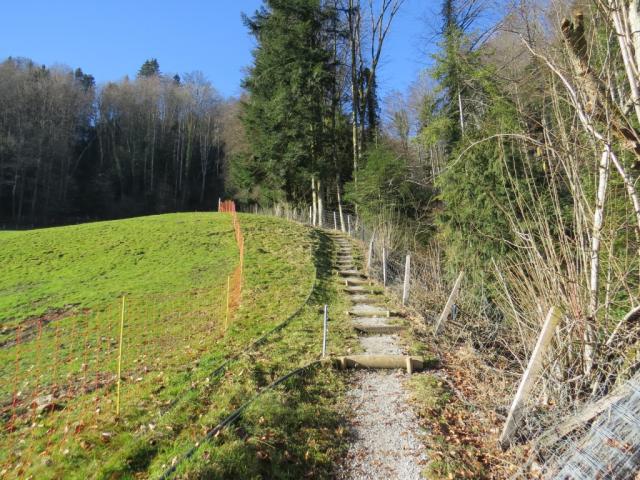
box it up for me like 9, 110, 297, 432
348, 294, 379, 303
335, 355, 423, 373
345, 286, 381, 295
349, 304, 390, 316
344, 277, 369, 286
338, 270, 366, 278
352, 324, 406, 334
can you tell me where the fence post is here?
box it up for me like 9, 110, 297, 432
366, 233, 375, 275
402, 254, 411, 306
347, 214, 351, 236
499, 307, 562, 449
382, 246, 387, 287
116, 296, 125, 417
433, 271, 464, 334
322, 305, 328, 358
334, 211, 337, 230
225, 275, 231, 330
218, 198, 221, 211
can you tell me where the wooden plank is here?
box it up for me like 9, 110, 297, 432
433, 271, 464, 334
499, 306, 562, 449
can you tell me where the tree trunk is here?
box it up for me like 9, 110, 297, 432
586, 147, 611, 376
311, 176, 317, 227
337, 177, 346, 232
318, 179, 324, 227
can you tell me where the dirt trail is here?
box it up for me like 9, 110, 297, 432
333, 235, 427, 479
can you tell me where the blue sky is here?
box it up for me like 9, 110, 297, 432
0, 0, 436, 98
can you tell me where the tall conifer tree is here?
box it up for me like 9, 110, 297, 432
238, 0, 335, 204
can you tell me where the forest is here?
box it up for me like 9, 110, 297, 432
2, 0, 640, 465
0, 58, 226, 225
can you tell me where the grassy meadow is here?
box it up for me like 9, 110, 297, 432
0, 212, 357, 479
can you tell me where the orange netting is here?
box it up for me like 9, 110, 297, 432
218, 200, 244, 329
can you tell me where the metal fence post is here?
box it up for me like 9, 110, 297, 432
402, 254, 411, 306
322, 305, 328, 358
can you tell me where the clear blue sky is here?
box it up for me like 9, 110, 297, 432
0, 0, 435, 98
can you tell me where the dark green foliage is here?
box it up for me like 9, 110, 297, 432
138, 58, 160, 77
235, 0, 339, 205
420, 1, 540, 281
345, 144, 434, 233
0, 57, 225, 226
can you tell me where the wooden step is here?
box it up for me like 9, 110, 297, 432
352, 324, 406, 334
344, 277, 370, 286
338, 269, 365, 277
349, 304, 390, 316
335, 355, 423, 373
348, 294, 379, 303
345, 286, 381, 295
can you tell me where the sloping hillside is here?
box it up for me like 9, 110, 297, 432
0, 213, 357, 479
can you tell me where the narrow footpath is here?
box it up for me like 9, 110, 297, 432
331, 233, 428, 479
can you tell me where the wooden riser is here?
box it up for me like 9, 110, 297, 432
335, 355, 424, 374
352, 324, 406, 334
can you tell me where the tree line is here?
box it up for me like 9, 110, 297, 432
0, 57, 227, 225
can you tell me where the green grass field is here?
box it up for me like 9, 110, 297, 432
0, 212, 358, 479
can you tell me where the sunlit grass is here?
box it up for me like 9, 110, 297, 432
0, 213, 350, 479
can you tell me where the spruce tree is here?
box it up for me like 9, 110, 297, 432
138, 58, 160, 78
236, 0, 335, 204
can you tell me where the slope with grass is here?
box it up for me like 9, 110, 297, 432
0, 212, 358, 479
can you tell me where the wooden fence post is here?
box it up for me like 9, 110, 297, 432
433, 271, 464, 334
382, 246, 387, 287
402, 254, 411, 306
333, 211, 337, 230
366, 233, 375, 275
499, 306, 562, 449
347, 215, 351, 236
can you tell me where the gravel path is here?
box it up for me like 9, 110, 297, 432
336, 236, 427, 479
338, 370, 428, 479
359, 334, 402, 355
